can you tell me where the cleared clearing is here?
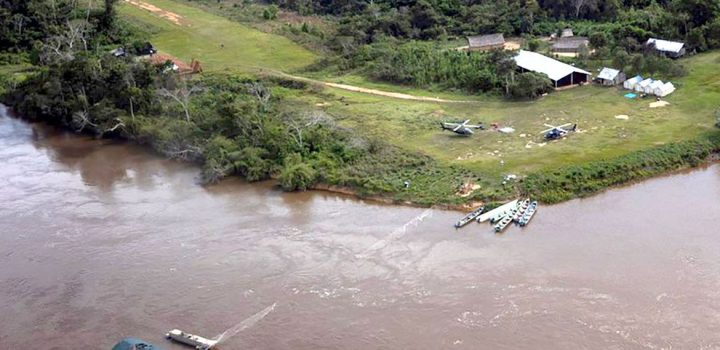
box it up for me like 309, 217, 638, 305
118, 0, 317, 72
120, 0, 720, 183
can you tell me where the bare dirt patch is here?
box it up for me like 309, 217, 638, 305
148, 53, 190, 70
504, 37, 523, 50
124, 0, 186, 26
649, 101, 670, 108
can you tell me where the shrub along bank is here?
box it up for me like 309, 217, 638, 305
1, 52, 497, 206
523, 134, 720, 203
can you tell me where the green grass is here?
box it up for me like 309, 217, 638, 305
315, 51, 720, 183
117, 0, 317, 73
118, 0, 720, 203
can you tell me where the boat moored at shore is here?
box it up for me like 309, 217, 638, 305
519, 201, 538, 227
494, 214, 514, 233
455, 206, 485, 228
512, 199, 531, 222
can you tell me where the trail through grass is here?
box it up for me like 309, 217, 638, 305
119, 0, 720, 200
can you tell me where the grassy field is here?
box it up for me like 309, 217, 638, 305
118, 0, 720, 202
117, 0, 317, 73
314, 51, 720, 182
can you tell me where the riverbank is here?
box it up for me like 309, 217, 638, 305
4, 0, 720, 209
2, 97, 719, 211
4, 105, 720, 349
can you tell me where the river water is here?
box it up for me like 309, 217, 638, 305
1, 104, 720, 349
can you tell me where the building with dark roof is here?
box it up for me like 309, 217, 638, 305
466, 33, 505, 51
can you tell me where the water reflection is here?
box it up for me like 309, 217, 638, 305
2, 105, 720, 349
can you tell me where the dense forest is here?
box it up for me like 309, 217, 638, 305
270, 0, 720, 46
262, 0, 718, 95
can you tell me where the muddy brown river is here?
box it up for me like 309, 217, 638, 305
1, 104, 720, 349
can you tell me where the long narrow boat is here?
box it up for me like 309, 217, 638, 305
454, 206, 485, 228
512, 199, 531, 222
494, 213, 514, 233
166, 329, 218, 349
477, 199, 518, 223
518, 201, 538, 227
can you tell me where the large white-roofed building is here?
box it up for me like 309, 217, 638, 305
513, 50, 591, 88
646, 38, 686, 58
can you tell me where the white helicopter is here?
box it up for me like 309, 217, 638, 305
441, 120, 485, 136
540, 123, 577, 140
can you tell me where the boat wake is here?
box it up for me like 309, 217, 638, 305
356, 209, 433, 259
212, 303, 277, 344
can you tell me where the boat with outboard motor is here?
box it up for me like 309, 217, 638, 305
512, 199, 531, 222
454, 206, 485, 228
477, 199, 518, 223
518, 201, 538, 227
494, 213, 514, 233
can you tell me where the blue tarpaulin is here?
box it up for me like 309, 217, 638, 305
624, 93, 637, 99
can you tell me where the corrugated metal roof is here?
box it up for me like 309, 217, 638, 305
467, 33, 505, 48
626, 75, 643, 84
597, 68, 620, 80
514, 50, 591, 81
647, 38, 684, 53
553, 37, 589, 50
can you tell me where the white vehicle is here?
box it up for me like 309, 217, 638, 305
166, 329, 218, 350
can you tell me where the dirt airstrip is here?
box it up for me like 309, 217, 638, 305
124, 0, 186, 26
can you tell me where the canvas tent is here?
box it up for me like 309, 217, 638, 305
646, 38, 686, 58
635, 78, 654, 92
654, 82, 675, 97
623, 75, 643, 90
645, 80, 664, 94
467, 33, 505, 51
514, 50, 591, 88
596, 68, 626, 86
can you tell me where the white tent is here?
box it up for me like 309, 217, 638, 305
623, 75, 643, 90
635, 78, 653, 92
654, 82, 675, 97
645, 80, 664, 94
